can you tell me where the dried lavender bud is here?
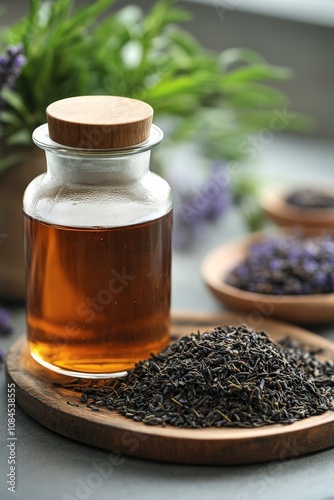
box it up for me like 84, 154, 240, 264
0, 44, 26, 109
68, 325, 334, 428
286, 189, 334, 209
226, 234, 334, 295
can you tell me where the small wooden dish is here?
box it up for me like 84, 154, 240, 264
261, 188, 334, 235
201, 232, 334, 324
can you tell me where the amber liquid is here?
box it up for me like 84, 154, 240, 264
24, 212, 172, 376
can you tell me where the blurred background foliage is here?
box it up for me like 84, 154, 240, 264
0, 0, 312, 245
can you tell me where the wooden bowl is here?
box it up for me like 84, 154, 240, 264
261, 188, 334, 235
201, 232, 334, 324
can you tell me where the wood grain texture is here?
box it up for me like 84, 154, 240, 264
46, 96, 153, 149
6, 311, 334, 465
201, 233, 334, 324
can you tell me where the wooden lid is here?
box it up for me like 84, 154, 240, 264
46, 96, 154, 149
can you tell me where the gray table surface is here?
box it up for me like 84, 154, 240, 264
1, 135, 334, 500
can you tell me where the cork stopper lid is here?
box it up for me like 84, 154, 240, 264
46, 96, 154, 149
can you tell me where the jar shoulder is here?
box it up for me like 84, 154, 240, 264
23, 172, 172, 227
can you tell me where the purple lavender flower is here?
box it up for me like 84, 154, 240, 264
226, 234, 334, 295
170, 161, 232, 250
304, 260, 318, 273
0, 44, 26, 107
269, 258, 281, 271
0, 305, 13, 334
203, 161, 232, 222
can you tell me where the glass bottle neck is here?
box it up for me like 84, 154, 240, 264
45, 150, 151, 185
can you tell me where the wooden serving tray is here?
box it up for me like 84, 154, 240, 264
6, 311, 334, 465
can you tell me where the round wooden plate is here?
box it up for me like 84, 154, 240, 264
261, 188, 334, 235
201, 233, 334, 324
6, 311, 334, 465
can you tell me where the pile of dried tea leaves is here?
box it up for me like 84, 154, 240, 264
68, 325, 334, 428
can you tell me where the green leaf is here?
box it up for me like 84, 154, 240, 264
0, 152, 27, 174
0, 89, 29, 114
6, 129, 32, 146
224, 84, 287, 108
222, 64, 293, 86
0, 110, 25, 127
219, 48, 267, 70
146, 72, 217, 99
63, 0, 115, 30
143, 0, 190, 36
167, 28, 204, 57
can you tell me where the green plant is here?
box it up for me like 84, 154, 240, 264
0, 0, 116, 147
0, 0, 308, 150
0, 0, 311, 232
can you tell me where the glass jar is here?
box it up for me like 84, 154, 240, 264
23, 96, 172, 378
